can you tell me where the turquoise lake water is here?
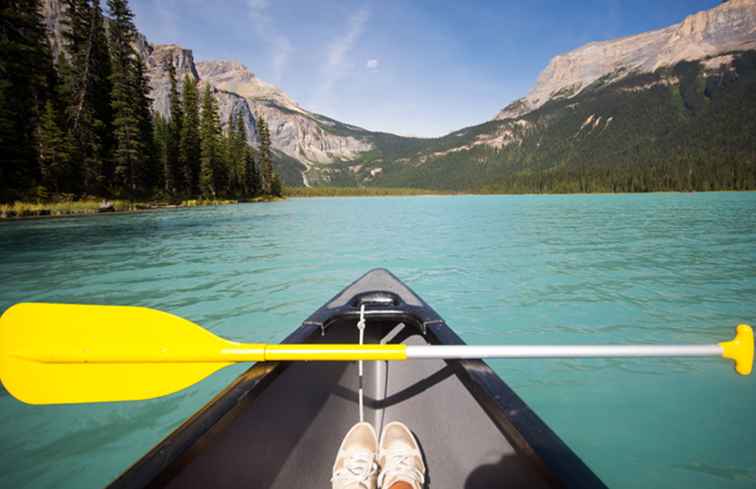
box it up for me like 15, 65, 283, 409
0, 193, 755, 488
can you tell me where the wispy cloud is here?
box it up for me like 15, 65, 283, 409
366, 58, 379, 70
154, 0, 180, 41
247, 0, 292, 83
318, 7, 370, 96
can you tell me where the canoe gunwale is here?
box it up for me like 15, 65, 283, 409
108, 268, 607, 489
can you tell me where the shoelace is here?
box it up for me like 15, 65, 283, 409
377, 449, 425, 489
331, 450, 378, 489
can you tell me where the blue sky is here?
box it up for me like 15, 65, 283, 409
131, 0, 721, 137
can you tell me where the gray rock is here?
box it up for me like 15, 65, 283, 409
496, 0, 756, 120
196, 61, 373, 171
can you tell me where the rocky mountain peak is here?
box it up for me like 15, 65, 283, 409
143, 44, 202, 117
195, 59, 373, 177
496, 0, 756, 120
196, 60, 304, 114
147, 44, 199, 79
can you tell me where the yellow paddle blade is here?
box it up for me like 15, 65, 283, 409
0, 303, 262, 405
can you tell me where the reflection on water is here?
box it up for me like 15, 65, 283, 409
0, 193, 755, 488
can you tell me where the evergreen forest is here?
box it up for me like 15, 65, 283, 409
0, 0, 281, 203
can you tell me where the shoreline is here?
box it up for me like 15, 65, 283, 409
3, 189, 753, 221
282, 186, 458, 198
284, 187, 756, 198
0, 198, 268, 222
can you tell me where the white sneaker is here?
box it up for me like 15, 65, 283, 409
331, 422, 379, 489
378, 422, 426, 489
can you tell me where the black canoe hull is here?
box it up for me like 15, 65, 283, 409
109, 269, 606, 489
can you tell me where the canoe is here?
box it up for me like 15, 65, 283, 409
108, 269, 607, 489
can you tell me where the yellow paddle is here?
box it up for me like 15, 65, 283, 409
0, 303, 405, 404
0, 303, 752, 405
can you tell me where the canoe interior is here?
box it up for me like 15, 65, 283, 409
110, 269, 605, 489
145, 318, 551, 489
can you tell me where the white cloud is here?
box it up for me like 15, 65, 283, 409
319, 7, 370, 95
327, 8, 369, 68
247, 0, 269, 11
247, 0, 292, 83
366, 59, 379, 70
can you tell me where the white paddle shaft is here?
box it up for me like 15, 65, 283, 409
406, 344, 722, 359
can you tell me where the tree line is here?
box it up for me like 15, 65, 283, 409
479, 159, 756, 194
0, 0, 280, 203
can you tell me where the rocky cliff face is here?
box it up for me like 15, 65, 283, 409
194, 60, 304, 114
142, 45, 259, 155
145, 54, 374, 185
145, 48, 318, 183
41, 0, 65, 58
496, 0, 756, 120
140, 44, 195, 117
196, 61, 373, 174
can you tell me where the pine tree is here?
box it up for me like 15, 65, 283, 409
270, 172, 282, 197
222, 114, 235, 195
165, 60, 182, 194
134, 56, 158, 194
223, 112, 247, 196
256, 114, 273, 194
212, 109, 229, 196
107, 0, 143, 196
89, 0, 113, 182
244, 149, 260, 197
199, 84, 220, 198
179, 75, 201, 195
232, 114, 248, 195
153, 111, 169, 194
0, 78, 15, 196
38, 101, 74, 193
53, 52, 79, 192
0, 0, 54, 201
60, 0, 88, 140
61, 0, 111, 194
243, 138, 260, 197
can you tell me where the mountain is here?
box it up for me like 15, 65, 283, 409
195, 60, 374, 186
143, 51, 388, 187
40, 0, 756, 192
377, 51, 756, 192
496, 0, 756, 120
141, 47, 391, 187
141, 45, 309, 186
367, 0, 756, 192
191, 59, 437, 188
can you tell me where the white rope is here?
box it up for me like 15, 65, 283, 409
357, 304, 366, 423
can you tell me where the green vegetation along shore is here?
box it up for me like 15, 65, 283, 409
0, 198, 240, 219
0, 187, 449, 219
284, 187, 453, 197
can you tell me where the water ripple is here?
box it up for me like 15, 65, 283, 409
0, 193, 755, 489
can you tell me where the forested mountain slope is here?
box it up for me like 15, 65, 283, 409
287, 0, 756, 192
371, 52, 756, 192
